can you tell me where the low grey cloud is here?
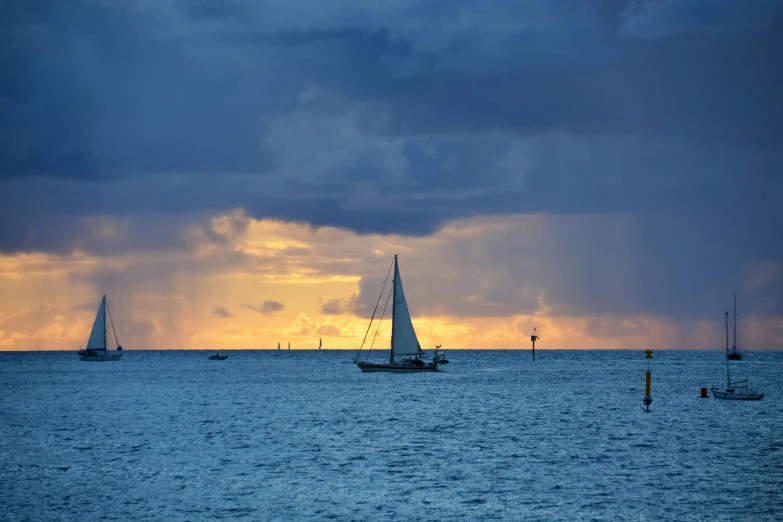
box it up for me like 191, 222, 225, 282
316, 325, 342, 337
318, 295, 358, 315
212, 306, 233, 318
242, 301, 284, 316
352, 213, 783, 321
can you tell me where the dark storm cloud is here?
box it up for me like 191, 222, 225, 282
0, 0, 783, 234
1, 1, 781, 324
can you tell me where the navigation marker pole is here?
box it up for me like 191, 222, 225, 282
531, 328, 539, 361
644, 349, 653, 412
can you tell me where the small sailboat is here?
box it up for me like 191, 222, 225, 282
319, 338, 322, 350
208, 352, 228, 360
727, 294, 742, 360
77, 295, 123, 361
277, 342, 280, 351
287, 342, 290, 351
354, 254, 441, 372
711, 311, 763, 400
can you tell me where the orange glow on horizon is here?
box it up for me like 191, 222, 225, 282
1, 211, 781, 351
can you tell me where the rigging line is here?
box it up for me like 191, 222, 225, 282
105, 297, 121, 348
368, 284, 393, 357
354, 257, 394, 361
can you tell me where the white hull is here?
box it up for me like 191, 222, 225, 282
711, 388, 763, 400
78, 351, 122, 362
356, 361, 439, 373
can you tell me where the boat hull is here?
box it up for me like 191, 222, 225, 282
78, 351, 122, 362
711, 388, 763, 400
355, 361, 439, 373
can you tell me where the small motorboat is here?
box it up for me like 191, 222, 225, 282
433, 347, 449, 364
208, 353, 228, 360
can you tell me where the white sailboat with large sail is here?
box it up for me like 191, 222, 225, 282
77, 295, 123, 361
711, 311, 763, 400
354, 254, 441, 372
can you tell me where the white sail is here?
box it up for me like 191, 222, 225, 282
85, 296, 107, 351
391, 256, 422, 358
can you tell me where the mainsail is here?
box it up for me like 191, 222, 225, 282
85, 296, 107, 351
390, 256, 422, 359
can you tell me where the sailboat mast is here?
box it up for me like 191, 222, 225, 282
732, 294, 737, 351
390, 255, 397, 364
103, 295, 107, 351
725, 311, 730, 388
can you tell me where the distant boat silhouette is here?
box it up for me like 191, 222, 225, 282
277, 342, 280, 351
288, 341, 290, 351
77, 295, 123, 361
319, 338, 322, 350
208, 353, 228, 360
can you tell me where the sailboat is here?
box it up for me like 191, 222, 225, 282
711, 311, 763, 400
277, 342, 280, 351
287, 342, 290, 351
727, 294, 742, 360
77, 295, 123, 361
354, 255, 441, 372
319, 338, 322, 350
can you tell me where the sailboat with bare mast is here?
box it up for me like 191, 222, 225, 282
727, 294, 742, 360
77, 295, 123, 361
711, 310, 763, 400
354, 254, 442, 372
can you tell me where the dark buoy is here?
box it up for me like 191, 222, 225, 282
700, 387, 709, 398
531, 328, 539, 361
644, 349, 653, 412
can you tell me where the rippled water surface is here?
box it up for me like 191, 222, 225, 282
1, 350, 782, 521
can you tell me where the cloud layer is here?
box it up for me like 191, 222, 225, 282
1, 1, 781, 349
1, 212, 781, 350
2, 1, 781, 242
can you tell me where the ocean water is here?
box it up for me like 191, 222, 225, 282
1, 350, 781, 521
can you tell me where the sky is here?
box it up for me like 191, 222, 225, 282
1, 0, 782, 350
